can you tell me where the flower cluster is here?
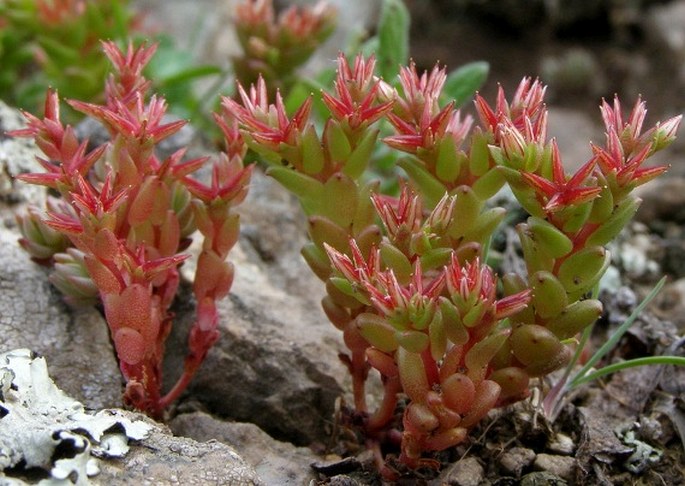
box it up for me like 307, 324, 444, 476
13, 42, 251, 418
228, 51, 680, 476
232, 0, 337, 92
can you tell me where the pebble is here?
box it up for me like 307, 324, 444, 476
440, 457, 485, 486
499, 447, 536, 477
533, 454, 576, 482
547, 433, 575, 455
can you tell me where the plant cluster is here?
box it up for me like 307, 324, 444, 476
0, 0, 133, 113
223, 52, 680, 474
10, 0, 683, 479
231, 0, 337, 93
13, 41, 252, 419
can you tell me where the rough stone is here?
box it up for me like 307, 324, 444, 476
170, 411, 318, 485
546, 108, 600, 172
0, 100, 47, 212
520, 470, 568, 486
97, 422, 260, 486
165, 169, 348, 446
0, 223, 123, 411
0, 349, 258, 486
646, 1, 685, 83
499, 447, 536, 477
636, 176, 685, 225
133, 0, 382, 77
438, 456, 485, 486
533, 454, 576, 482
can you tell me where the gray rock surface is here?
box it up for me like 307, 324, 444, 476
167, 169, 348, 446
97, 424, 260, 486
438, 456, 485, 486
171, 411, 318, 485
2, 97, 348, 450
0, 348, 260, 485
0, 101, 122, 410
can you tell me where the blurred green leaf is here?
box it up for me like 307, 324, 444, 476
157, 65, 223, 87
376, 0, 410, 81
443, 61, 489, 108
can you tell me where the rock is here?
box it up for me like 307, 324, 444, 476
520, 471, 568, 486
0, 100, 47, 211
170, 411, 318, 485
575, 406, 633, 466
546, 108, 600, 172
0, 101, 122, 409
645, 1, 685, 82
439, 456, 485, 486
0, 228, 122, 411
547, 433, 575, 456
134, 0, 382, 76
97, 425, 260, 486
533, 454, 576, 482
0, 349, 259, 486
499, 447, 536, 477
636, 176, 685, 225
165, 169, 348, 446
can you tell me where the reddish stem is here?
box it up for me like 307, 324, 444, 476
366, 374, 401, 432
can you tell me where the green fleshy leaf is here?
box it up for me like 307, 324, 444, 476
357, 313, 398, 352
321, 172, 359, 227
267, 166, 324, 210
530, 271, 568, 319
301, 125, 325, 175
343, 129, 378, 180
435, 137, 461, 183
557, 246, 610, 294
469, 133, 491, 176
376, 0, 410, 81
528, 216, 573, 259
443, 61, 489, 108
447, 185, 482, 239
324, 120, 352, 163
586, 196, 641, 247
472, 167, 505, 200
301, 242, 332, 280
397, 158, 447, 208
380, 242, 412, 284
547, 299, 603, 340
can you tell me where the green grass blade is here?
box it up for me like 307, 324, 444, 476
572, 356, 685, 387
570, 276, 667, 388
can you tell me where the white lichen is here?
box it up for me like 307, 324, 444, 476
0, 349, 151, 485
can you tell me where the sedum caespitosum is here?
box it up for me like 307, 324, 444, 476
225, 52, 680, 476
232, 0, 337, 94
13, 41, 252, 418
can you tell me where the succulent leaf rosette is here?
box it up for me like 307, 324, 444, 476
226, 52, 680, 474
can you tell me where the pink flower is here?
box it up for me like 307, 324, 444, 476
365, 262, 445, 319
522, 141, 601, 213
384, 62, 473, 154
69, 94, 185, 146
13, 90, 107, 190
325, 238, 381, 286
223, 76, 312, 150
475, 77, 547, 144
101, 41, 156, 105
592, 96, 681, 188
371, 187, 423, 241
183, 156, 253, 205
321, 53, 393, 130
